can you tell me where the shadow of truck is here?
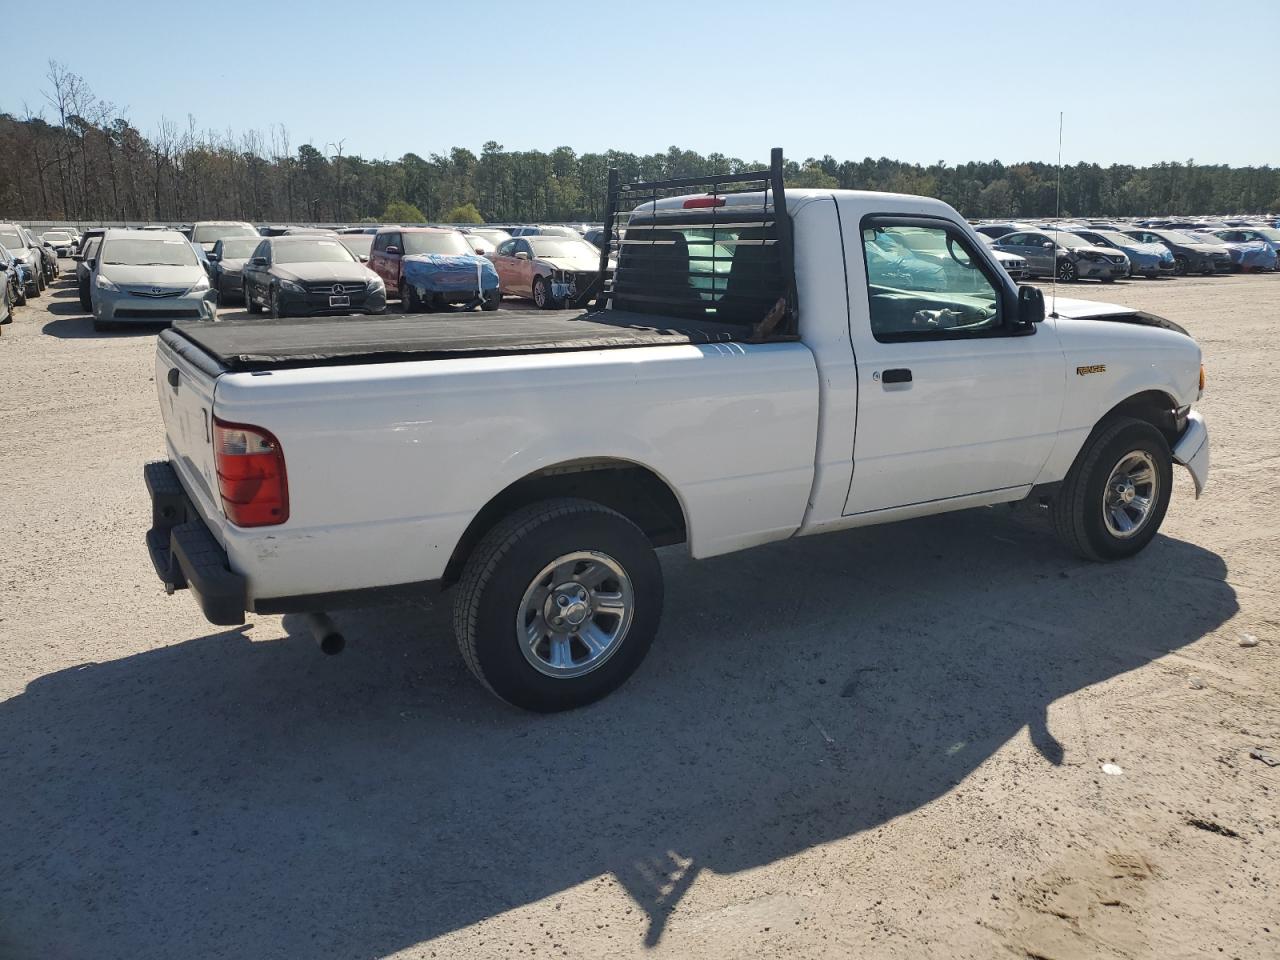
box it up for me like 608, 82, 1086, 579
0, 504, 1236, 958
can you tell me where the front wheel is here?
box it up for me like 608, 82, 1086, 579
403, 282, 422, 313
482, 290, 500, 311
532, 275, 562, 310
1173, 256, 1188, 276
453, 498, 663, 712
1052, 417, 1173, 561
1056, 259, 1077, 282
268, 286, 284, 319
244, 282, 263, 314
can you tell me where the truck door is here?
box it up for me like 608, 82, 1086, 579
840, 212, 1065, 517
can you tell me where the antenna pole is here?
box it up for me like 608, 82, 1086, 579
1051, 111, 1063, 317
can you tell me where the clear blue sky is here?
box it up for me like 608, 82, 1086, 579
3, 0, 1275, 167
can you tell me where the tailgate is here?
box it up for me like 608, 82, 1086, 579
155, 331, 223, 528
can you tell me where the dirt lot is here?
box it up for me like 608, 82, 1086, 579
1, 270, 1277, 960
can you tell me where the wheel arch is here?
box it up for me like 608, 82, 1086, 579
442, 458, 689, 587
1101, 389, 1181, 446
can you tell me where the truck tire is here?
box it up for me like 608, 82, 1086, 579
453, 497, 663, 712
1052, 416, 1172, 561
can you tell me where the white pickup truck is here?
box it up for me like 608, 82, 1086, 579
146, 153, 1209, 711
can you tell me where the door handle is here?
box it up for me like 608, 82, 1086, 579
881, 368, 913, 384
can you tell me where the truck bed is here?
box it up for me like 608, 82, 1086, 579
166, 308, 755, 372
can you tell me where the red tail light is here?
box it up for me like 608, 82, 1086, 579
212, 418, 289, 527
683, 196, 726, 208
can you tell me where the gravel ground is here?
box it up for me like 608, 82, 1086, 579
1, 270, 1277, 960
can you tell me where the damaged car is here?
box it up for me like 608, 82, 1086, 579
991, 230, 1129, 282
1068, 229, 1176, 279
490, 234, 612, 309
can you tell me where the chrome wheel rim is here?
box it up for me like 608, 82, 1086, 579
1103, 450, 1159, 538
517, 551, 634, 679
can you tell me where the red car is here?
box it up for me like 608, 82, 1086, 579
367, 226, 480, 299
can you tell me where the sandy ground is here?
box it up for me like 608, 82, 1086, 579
0, 270, 1277, 960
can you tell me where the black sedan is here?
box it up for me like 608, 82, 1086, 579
206, 235, 266, 306
1122, 229, 1232, 275
241, 236, 387, 318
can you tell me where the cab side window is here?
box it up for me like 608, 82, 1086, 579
861, 222, 1003, 342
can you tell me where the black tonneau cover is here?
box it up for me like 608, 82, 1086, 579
168, 308, 754, 372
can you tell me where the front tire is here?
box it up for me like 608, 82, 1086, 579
1052, 416, 1173, 561
1173, 256, 1188, 276
453, 498, 663, 712
245, 283, 263, 314
482, 290, 500, 311
268, 286, 284, 319
532, 275, 562, 310
1056, 259, 1077, 282
403, 281, 422, 313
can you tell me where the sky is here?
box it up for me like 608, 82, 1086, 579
3, 0, 1276, 168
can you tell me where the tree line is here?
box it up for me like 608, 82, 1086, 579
2, 63, 1277, 225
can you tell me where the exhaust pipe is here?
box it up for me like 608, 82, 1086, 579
301, 612, 345, 655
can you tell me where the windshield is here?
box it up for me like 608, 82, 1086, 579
528, 237, 598, 259
1255, 228, 1280, 242
1184, 232, 1222, 244
1156, 231, 1199, 244
470, 229, 511, 245
401, 232, 472, 256
1097, 231, 1134, 246
0, 230, 26, 249
193, 223, 257, 244
100, 237, 198, 267
339, 235, 373, 257
271, 239, 355, 264
217, 237, 262, 259
43, 232, 71, 243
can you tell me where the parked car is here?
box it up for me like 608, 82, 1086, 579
1121, 229, 1232, 275
189, 221, 259, 253
76, 228, 106, 258
336, 233, 374, 261
462, 227, 512, 248
976, 234, 1028, 280
0, 242, 22, 322
281, 226, 339, 236
400, 242, 501, 313
461, 234, 497, 255
0, 224, 43, 297
27, 229, 60, 282
991, 230, 1128, 281
490, 234, 610, 308
368, 227, 482, 299
972, 223, 1023, 240
40, 230, 76, 257
75, 235, 102, 310
1198, 230, 1278, 272
241, 235, 385, 318
507, 225, 583, 239
205, 235, 265, 306
1066, 229, 1175, 279
89, 229, 215, 331
1213, 226, 1280, 258
144, 171, 1209, 712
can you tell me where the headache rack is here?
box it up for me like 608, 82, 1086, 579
575, 147, 798, 340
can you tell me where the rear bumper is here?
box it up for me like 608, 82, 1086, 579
144, 460, 247, 625
1172, 411, 1209, 498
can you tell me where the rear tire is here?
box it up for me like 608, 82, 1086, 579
15, 281, 27, 306
453, 498, 663, 712
1052, 416, 1173, 561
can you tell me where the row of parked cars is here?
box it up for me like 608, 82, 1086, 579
0, 223, 69, 325
972, 218, 1280, 282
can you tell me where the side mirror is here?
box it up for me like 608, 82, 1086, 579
1017, 285, 1045, 324
1041, 241, 1054, 250
474, 248, 484, 255
358, 254, 369, 263
251, 256, 268, 266
385, 245, 400, 255
514, 251, 529, 261
207, 252, 220, 262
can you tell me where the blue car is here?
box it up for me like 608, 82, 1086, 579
401, 251, 501, 312
1070, 229, 1176, 279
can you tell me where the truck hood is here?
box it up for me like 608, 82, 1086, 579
1049, 296, 1190, 337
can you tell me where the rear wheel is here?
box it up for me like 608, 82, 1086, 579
15, 280, 28, 306
453, 498, 663, 712
268, 286, 284, 319
1052, 416, 1173, 561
